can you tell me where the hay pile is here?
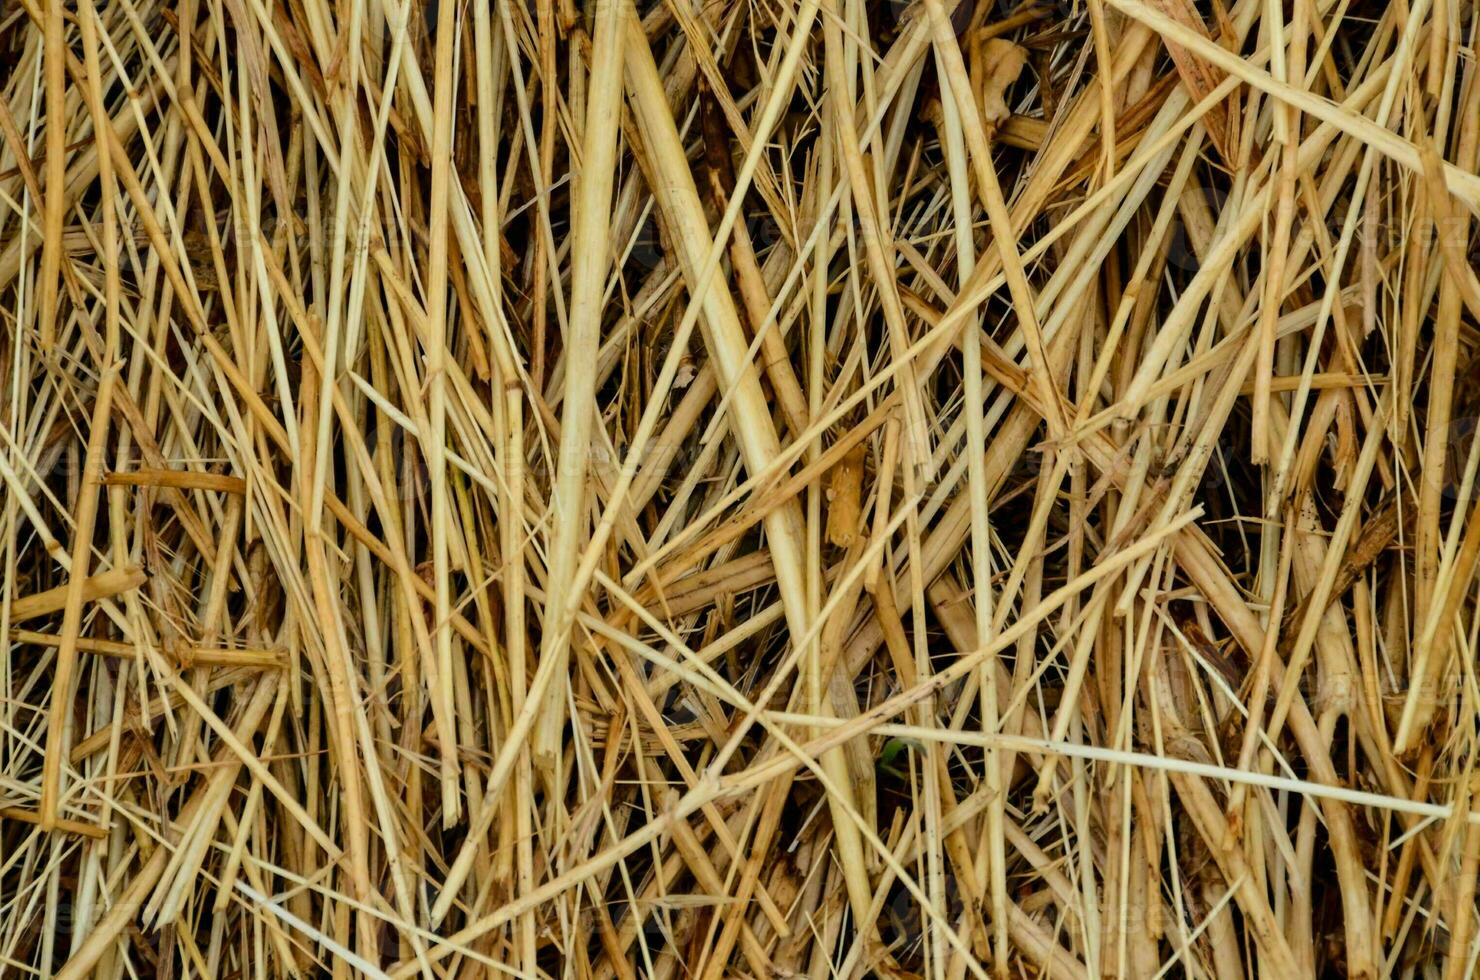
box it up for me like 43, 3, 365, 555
2, 0, 1479, 974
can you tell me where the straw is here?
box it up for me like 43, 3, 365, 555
3, 0, 1479, 975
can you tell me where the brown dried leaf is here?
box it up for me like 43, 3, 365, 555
973, 38, 1029, 131
1145, 0, 1239, 163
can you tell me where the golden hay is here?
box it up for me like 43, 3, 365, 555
2, 0, 1479, 975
